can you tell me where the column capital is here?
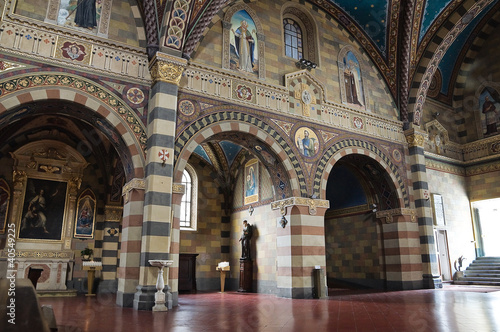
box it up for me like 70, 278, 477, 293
271, 197, 330, 216
404, 128, 427, 148
172, 183, 185, 194
149, 52, 188, 86
375, 208, 417, 223
122, 178, 145, 203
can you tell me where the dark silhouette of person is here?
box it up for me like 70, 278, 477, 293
239, 220, 253, 260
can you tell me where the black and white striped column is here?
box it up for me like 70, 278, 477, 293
133, 53, 187, 310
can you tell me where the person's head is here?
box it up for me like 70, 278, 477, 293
304, 130, 309, 137
243, 220, 248, 226
241, 20, 248, 30
39, 189, 44, 195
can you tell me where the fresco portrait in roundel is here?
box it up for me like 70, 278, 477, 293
230, 10, 259, 75
295, 127, 319, 157
479, 88, 500, 137
343, 51, 364, 107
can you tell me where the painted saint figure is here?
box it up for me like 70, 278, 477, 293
74, 0, 97, 29
232, 20, 255, 73
245, 166, 256, 196
239, 220, 253, 260
483, 96, 498, 135
21, 189, 57, 234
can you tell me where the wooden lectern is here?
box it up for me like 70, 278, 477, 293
216, 262, 230, 292
82, 261, 102, 296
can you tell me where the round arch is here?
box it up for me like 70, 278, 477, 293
0, 74, 146, 179
173, 112, 305, 197
315, 139, 408, 208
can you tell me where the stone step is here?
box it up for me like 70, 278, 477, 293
466, 265, 500, 269
464, 272, 500, 277
458, 277, 500, 283
454, 280, 500, 286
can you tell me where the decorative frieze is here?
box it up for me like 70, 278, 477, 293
375, 208, 417, 223
271, 197, 330, 216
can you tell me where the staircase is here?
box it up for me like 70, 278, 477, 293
454, 257, 500, 286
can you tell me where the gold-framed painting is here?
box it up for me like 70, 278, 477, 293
244, 159, 259, 205
0, 179, 11, 234
74, 188, 96, 239
18, 177, 68, 241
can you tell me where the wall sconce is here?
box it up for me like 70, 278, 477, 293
296, 58, 317, 71
370, 204, 378, 213
249, 205, 254, 216
280, 216, 288, 228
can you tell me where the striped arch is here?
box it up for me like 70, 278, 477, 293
408, 0, 495, 126
314, 139, 409, 208
173, 111, 305, 197
0, 77, 146, 180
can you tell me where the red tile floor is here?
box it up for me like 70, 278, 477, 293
39, 285, 500, 332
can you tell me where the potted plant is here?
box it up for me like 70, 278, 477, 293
81, 247, 93, 261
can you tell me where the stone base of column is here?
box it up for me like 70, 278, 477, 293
116, 291, 134, 307
423, 274, 443, 289
277, 287, 314, 299
132, 285, 172, 311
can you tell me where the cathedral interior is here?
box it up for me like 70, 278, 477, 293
1, 0, 500, 329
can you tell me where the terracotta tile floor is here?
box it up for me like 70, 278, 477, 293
38, 285, 500, 332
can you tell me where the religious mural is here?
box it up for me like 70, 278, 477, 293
295, 127, 319, 157
244, 159, 259, 205
74, 188, 96, 239
479, 88, 500, 137
343, 51, 364, 107
57, 0, 102, 32
230, 10, 258, 75
18, 178, 68, 241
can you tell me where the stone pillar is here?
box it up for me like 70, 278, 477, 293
376, 208, 423, 289
98, 205, 122, 293
271, 197, 330, 299
116, 178, 145, 307
133, 53, 187, 310
169, 183, 185, 307
405, 128, 442, 288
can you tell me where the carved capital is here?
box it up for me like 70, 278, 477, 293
105, 205, 123, 222
406, 133, 426, 148
149, 53, 187, 86
376, 208, 417, 223
271, 197, 330, 216
172, 183, 185, 194
12, 169, 27, 190
122, 178, 145, 203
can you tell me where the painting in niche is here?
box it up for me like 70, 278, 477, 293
479, 88, 500, 137
295, 127, 319, 157
57, 0, 103, 33
19, 178, 68, 241
0, 179, 10, 234
74, 189, 96, 239
244, 159, 259, 205
343, 51, 364, 107
230, 10, 259, 75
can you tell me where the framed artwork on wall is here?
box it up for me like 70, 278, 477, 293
18, 177, 68, 241
244, 159, 259, 205
74, 188, 96, 239
0, 179, 11, 234
432, 193, 446, 226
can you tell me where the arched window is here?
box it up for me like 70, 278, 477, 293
283, 18, 303, 60
180, 164, 198, 231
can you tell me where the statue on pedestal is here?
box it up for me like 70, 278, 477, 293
239, 220, 253, 260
